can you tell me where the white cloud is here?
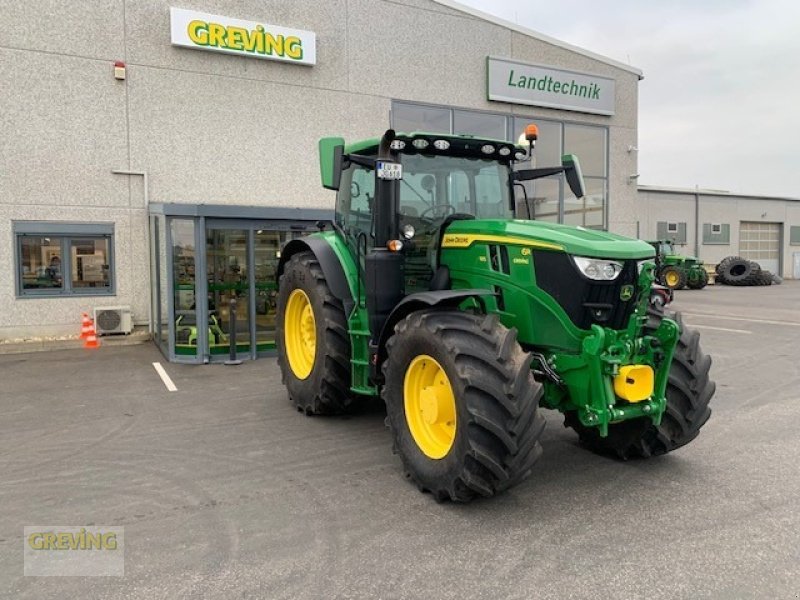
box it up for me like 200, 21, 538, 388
455, 0, 800, 197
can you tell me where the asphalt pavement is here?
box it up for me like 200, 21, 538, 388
1, 282, 798, 599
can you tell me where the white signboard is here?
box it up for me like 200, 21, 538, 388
170, 7, 316, 66
487, 57, 615, 116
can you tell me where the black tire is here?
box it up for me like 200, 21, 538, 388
715, 255, 741, 275
718, 257, 754, 285
754, 270, 773, 286
382, 311, 545, 502
565, 308, 714, 459
276, 251, 354, 415
658, 265, 687, 290
686, 268, 709, 290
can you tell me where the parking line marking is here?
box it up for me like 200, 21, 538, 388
682, 312, 800, 327
685, 323, 752, 334
152, 362, 178, 392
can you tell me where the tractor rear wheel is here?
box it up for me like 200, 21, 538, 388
565, 309, 714, 459
659, 265, 686, 290
382, 311, 545, 502
276, 251, 354, 415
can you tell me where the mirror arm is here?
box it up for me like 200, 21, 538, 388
512, 167, 566, 182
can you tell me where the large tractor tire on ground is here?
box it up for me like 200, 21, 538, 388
658, 265, 687, 290
686, 268, 709, 290
565, 309, 714, 459
753, 270, 774, 286
382, 310, 545, 502
717, 257, 758, 285
276, 251, 354, 415
715, 255, 742, 275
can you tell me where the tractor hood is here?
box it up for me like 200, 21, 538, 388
443, 219, 655, 260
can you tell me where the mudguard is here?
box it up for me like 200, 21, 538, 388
278, 237, 355, 315
377, 289, 495, 365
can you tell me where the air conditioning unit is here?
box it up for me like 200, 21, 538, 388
94, 306, 133, 335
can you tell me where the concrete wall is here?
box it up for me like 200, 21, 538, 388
0, 0, 639, 338
637, 187, 800, 278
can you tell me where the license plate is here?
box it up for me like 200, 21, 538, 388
377, 161, 402, 180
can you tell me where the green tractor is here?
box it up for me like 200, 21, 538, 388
648, 240, 709, 290
275, 127, 714, 502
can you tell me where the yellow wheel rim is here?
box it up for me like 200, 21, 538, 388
665, 271, 679, 286
284, 289, 316, 380
403, 355, 457, 459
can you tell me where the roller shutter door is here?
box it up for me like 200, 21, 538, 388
739, 221, 780, 273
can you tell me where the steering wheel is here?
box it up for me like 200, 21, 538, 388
418, 204, 456, 221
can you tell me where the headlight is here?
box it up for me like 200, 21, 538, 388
573, 256, 623, 281
401, 224, 415, 239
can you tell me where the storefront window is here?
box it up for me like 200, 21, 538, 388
392, 103, 450, 133
19, 236, 64, 291
70, 238, 111, 290
15, 224, 114, 296
454, 110, 507, 140
564, 124, 606, 178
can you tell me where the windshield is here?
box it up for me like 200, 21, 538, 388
398, 154, 513, 228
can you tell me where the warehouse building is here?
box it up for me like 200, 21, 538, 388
637, 186, 800, 278
1, 0, 644, 362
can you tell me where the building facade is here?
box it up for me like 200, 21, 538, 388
637, 186, 800, 278
1, 0, 644, 360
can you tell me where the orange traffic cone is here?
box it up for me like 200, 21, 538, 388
83, 314, 100, 349
80, 313, 93, 339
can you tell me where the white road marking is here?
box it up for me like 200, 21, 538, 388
685, 323, 752, 334
152, 362, 178, 392
682, 312, 800, 328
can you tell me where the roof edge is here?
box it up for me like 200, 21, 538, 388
637, 184, 800, 202
431, 0, 644, 79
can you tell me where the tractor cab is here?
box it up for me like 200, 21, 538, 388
328, 129, 584, 293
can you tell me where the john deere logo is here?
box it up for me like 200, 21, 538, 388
620, 285, 634, 301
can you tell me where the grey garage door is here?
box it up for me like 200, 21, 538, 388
739, 221, 781, 273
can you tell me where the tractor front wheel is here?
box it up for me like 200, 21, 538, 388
276, 251, 354, 415
382, 311, 545, 502
686, 268, 709, 289
566, 309, 714, 459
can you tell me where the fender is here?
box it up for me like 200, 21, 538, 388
376, 289, 495, 367
277, 236, 355, 315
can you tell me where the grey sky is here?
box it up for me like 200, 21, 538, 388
457, 0, 800, 198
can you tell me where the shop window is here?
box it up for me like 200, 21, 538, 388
656, 221, 687, 244
392, 103, 450, 133
702, 223, 730, 245
14, 222, 114, 297
453, 110, 507, 140
790, 226, 800, 246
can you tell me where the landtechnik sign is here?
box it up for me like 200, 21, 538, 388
170, 7, 317, 65
487, 57, 615, 116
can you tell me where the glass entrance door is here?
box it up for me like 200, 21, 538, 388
206, 228, 251, 357
253, 230, 283, 352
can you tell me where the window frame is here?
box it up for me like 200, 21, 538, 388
667, 222, 679, 234
14, 221, 115, 298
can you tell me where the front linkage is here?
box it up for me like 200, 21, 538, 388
540, 263, 680, 437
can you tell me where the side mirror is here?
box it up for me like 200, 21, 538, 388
319, 136, 345, 190
562, 154, 585, 198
